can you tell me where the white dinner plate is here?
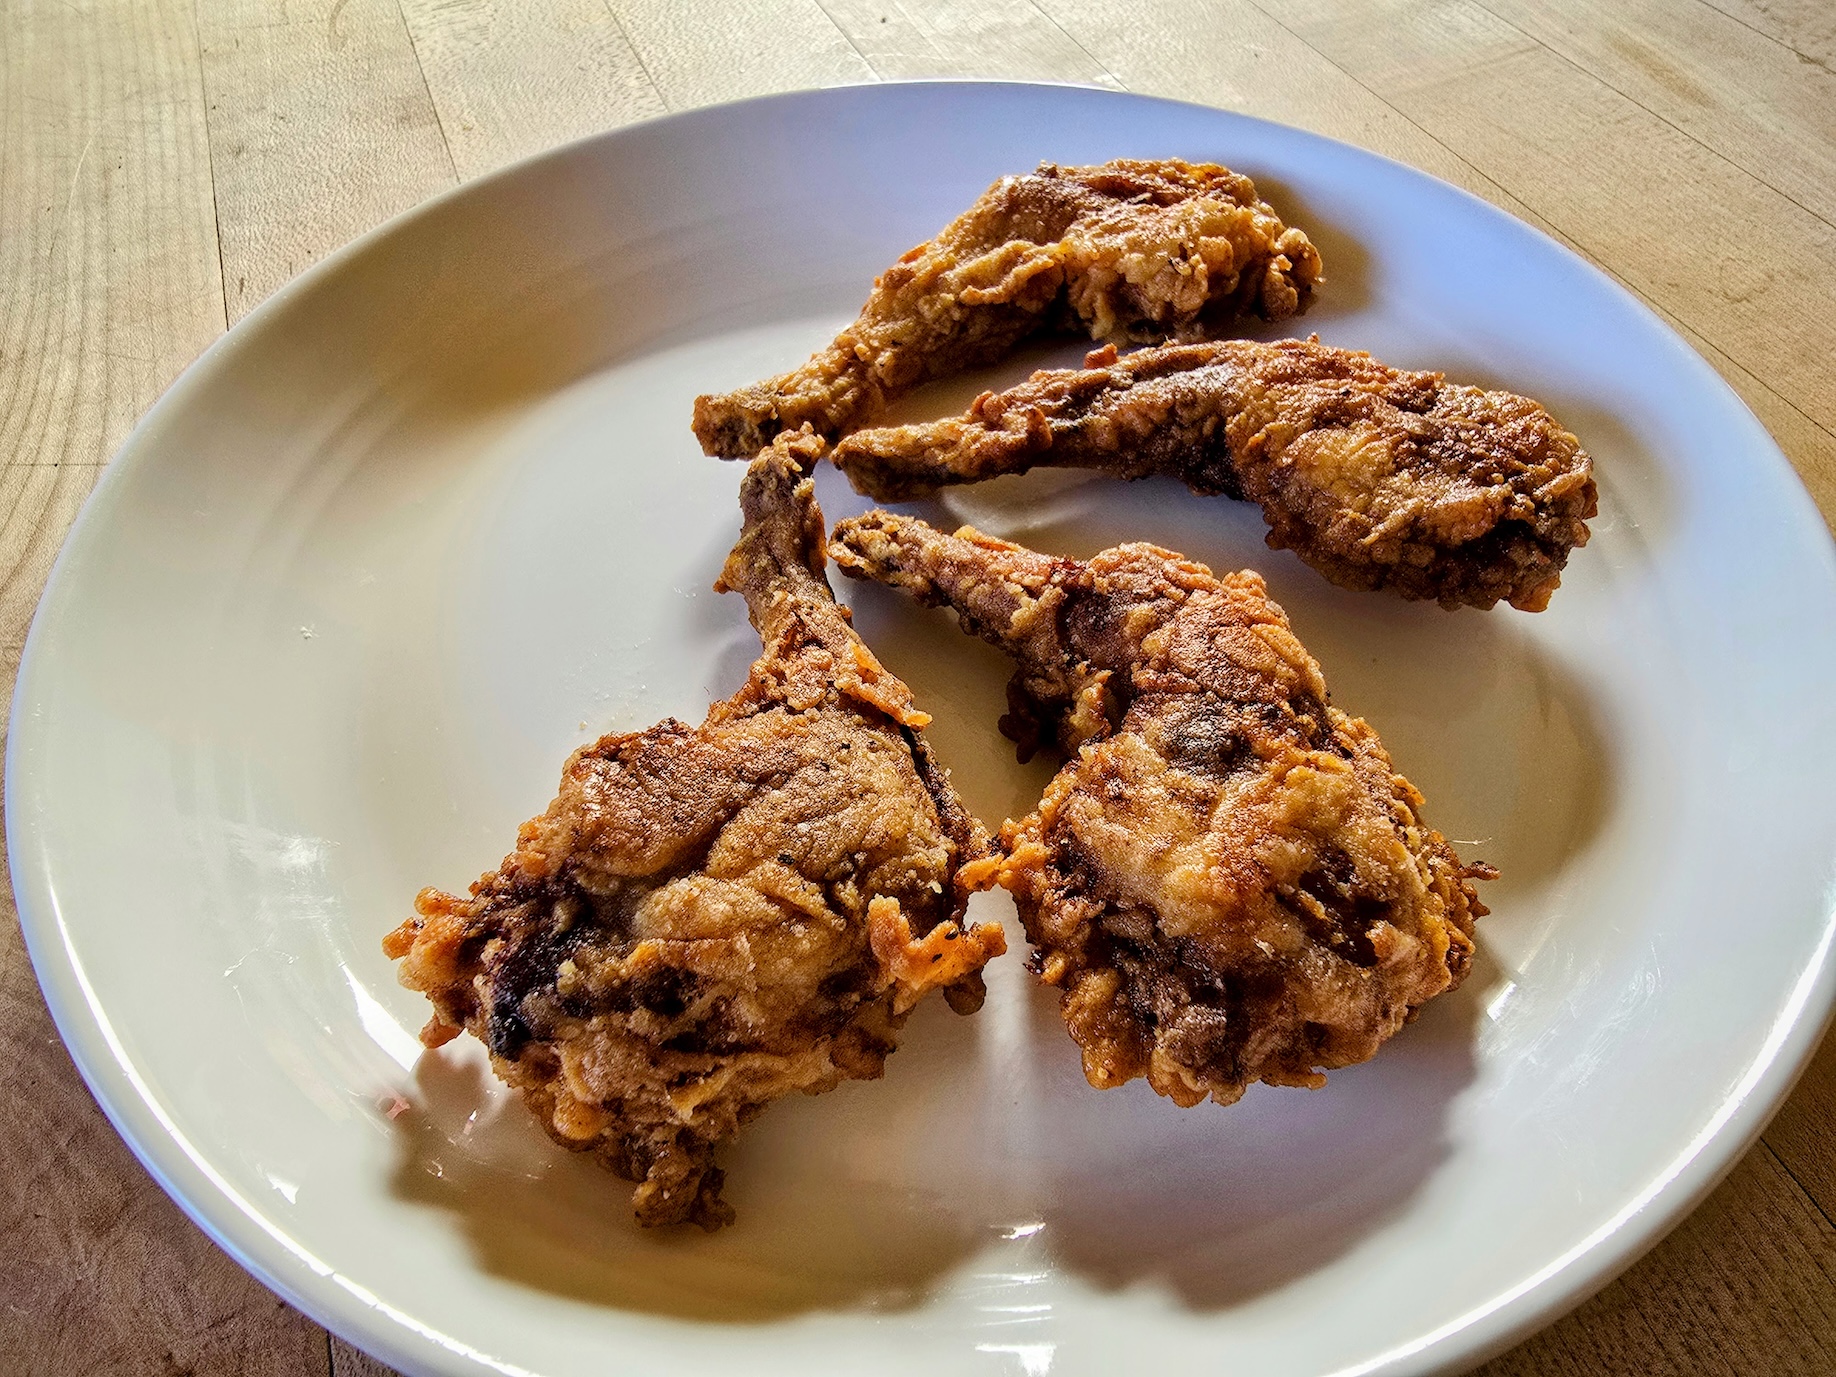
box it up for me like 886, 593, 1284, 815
12, 82, 1836, 1377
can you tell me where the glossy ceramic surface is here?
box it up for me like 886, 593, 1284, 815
11, 82, 1836, 1377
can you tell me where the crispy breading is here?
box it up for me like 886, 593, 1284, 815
384, 434, 1004, 1229
830, 512, 1490, 1108
832, 338, 1597, 612
692, 160, 1322, 458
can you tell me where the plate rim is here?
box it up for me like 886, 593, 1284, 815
10, 77, 1836, 1377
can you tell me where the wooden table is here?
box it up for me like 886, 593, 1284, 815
4, 3, 1834, 1373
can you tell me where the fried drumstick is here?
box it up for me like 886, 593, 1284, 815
832, 338, 1597, 612
692, 159, 1323, 458
384, 434, 1005, 1230
830, 512, 1490, 1108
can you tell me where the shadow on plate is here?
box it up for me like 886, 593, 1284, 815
386, 939, 1481, 1322
1246, 175, 1375, 323
1559, 397, 1674, 551
1013, 954, 1483, 1310
389, 1046, 988, 1322
387, 461, 1613, 1323
836, 478, 1608, 1307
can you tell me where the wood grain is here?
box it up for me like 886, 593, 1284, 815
1034, 0, 1529, 209
331, 1334, 401, 1376
0, 964, 329, 1377
196, 0, 457, 320
1521, 210, 1836, 522
3, 2, 1835, 1374
606, 0, 874, 110
0, 0, 226, 659
1702, 0, 1836, 67
818, 0, 1121, 85
1274, 0, 1836, 435
397, 0, 665, 180
1476, 0, 1836, 230
1767, 1024, 1836, 1226
0, 3, 333, 1370
1471, 1144, 1836, 1376
1663, 314, 1836, 522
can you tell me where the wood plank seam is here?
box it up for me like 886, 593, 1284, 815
390, 1, 462, 184
1364, 61, 1836, 472
811, 0, 883, 76
1698, 0, 1836, 74
1745, 384, 1836, 450
1022, 0, 1127, 88
1466, 0, 1836, 234
598, 0, 673, 112
1620, 274, 1836, 456
191, 0, 234, 333
602, 1, 874, 112
1164, 0, 1590, 254
817, 0, 1121, 88
1238, 0, 1836, 435
1765, 1138, 1836, 1234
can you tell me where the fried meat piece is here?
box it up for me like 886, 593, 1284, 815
692, 159, 1322, 458
384, 434, 1005, 1229
830, 512, 1490, 1108
833, 338, 1597, 612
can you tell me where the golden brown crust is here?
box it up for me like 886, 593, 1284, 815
384, 433, 1004, 1229
830, 512, 1490, 1107
692, 160, 1322, 457
832, 338, 1597, 612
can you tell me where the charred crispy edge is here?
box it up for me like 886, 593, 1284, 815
690, 387, 782, 462
689, 389, 766, 460
1265, 512, 1585, 613
384, 884, 498, 1045
902, 723, 994, 914
1438, 849, 1496, 992
678, 1165, 735, 1231
516, 1080, 737, 1231
895, 720, 1001, 1015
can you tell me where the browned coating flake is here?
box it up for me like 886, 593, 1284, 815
832, 338, 1597, 612
830, 512, 1491, 1108
692, 160, 1322, 458
384, 433, 1004, 1229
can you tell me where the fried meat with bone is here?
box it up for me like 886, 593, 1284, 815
384, 434, 1004, 1230
833, 338, 1597, 612
692, 159, 1322, 458
830, 513, 1490, 1107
